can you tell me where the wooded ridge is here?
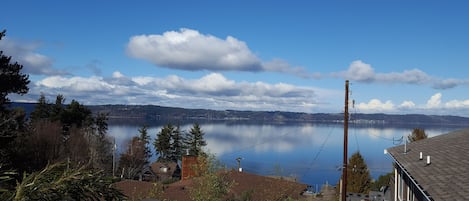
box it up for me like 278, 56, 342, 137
12, 102, 469, 127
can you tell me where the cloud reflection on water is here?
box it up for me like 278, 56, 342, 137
108, 122, 454, 185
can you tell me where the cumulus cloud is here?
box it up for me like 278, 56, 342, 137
399, 101, 416, 109
445, 99, 469, 108
126, 28, 310, 77
337, 60, 375, 82
0, 37, 67, 75
112, 71, 124, 78
126, 28, 262, 71
356, 99, 395, 112
426, 93, 442, 108
355, 93, 469, 115
335, 60, 468, 89
24, 72, 322, 112
422, 93, 469, 113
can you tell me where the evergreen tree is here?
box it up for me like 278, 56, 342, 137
90, 112, 113, 173
0, 30, 30, 167
346, 152, 371, 193
17, 95, 114, 174
154, 124, 185, 162
370, 172, 393, 191
0, 30, 30, 110
138, 125, 152, 166
29, 93, 51, 121
95, 112, 108, 138
184, 123, 207, 156
408, 128, 427, 142
170, 125, 183, 162
154, 124, 173, 161
50, 94, 65, 122
61, 100, 93, 129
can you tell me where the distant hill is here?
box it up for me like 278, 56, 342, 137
10, 102, 469, 128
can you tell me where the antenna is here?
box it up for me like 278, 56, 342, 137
236, 157, 243, 172
404, 138, 407, 154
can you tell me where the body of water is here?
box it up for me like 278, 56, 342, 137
108, 121, 460, 186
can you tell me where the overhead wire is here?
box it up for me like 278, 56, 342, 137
348, 82, 403, 144
217, 131, 293, 169
300, 124, 335, 178
349, 86, 360, 153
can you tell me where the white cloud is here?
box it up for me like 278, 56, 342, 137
126, 28, 262, 71
36, 76, 114, 92
337, 60, 375, 82
25, 73, 324, 112
112, 71, 124, 78
426, 93, 442, 108
399, 101, 416, 109
445, 99, 469, 108
0, 37, 67, 75
356, 99, 395, 112
126, 28, 311, 77
354, 93, 469, 115
335, 60, 468, 89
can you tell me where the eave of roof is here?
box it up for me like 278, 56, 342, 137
386, 128, 469, 200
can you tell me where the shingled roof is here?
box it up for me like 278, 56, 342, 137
387, 128, 469, 200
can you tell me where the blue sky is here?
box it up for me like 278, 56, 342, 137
1, 0, 468, 116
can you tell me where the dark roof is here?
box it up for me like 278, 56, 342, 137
150, 161, 179, 174
387, 128, 469, 200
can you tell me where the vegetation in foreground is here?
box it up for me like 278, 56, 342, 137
0, 30, 124, 200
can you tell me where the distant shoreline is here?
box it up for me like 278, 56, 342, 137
12, 102, 469, 128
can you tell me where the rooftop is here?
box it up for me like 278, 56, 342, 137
115, 170, 308, 201
387, 128, 469, 200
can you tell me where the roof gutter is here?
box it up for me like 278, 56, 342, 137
388, 151, 433, 201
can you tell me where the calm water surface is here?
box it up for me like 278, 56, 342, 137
108, 122, 459, 186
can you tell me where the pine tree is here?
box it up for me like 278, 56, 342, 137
138, 125, 152, 165
0, 30, 30, 166
50, 94, 65, 122
154, 124, 185, 162
346, 152, 371, 193
154, 124, 172, 161
408, 128, 427, 142
184, 123, 207, 156
90, 112, 113, 173
0, 30, 30, 110
170, 125, 183, 162
30, 93, 51, 121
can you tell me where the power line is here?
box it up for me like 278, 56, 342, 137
300, 124, 335, 178
218, 131, 292, 158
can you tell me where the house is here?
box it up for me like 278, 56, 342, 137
148, 161, 181, 182
386, 128, 469, 201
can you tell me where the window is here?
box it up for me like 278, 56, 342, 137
398, 172, 404, 201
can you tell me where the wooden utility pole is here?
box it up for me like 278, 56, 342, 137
341, 80, 349, 201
